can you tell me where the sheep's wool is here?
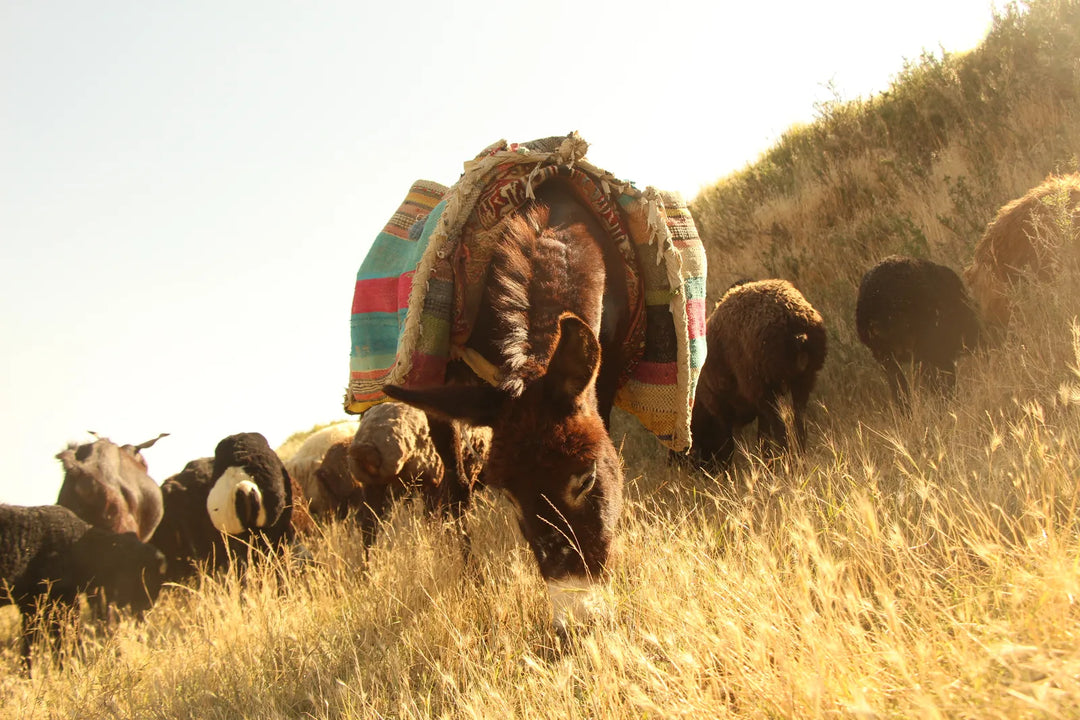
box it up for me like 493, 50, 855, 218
206, 466, 267, 535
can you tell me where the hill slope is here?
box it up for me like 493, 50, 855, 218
690, 0, 1080, 404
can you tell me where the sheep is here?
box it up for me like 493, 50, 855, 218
150, 432, 303, 581
0, 504, 166, 672
205, 432, 295, 548
856, 255, 980, 406
964, 173, 1080, 332
309, 439, 365, 520
347, 401, 489, 544
55, 433, 168, 542
150, 457, 222, 581
347, 402, 444, 542
281, 422, 360, 518
690, 279, 827, 468
287, 475, 317, 536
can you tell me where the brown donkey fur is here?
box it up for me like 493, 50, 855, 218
385, 178, 630, 630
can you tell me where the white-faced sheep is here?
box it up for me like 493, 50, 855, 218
856, 255, 980, 406
55, 433, 168, 542
690, 279, 827, 468
205, 432, 302, 554
0, 504, 166, 672
348, 401, 489, 545
964, 173, 1080, 333
150, 432, 303, 580
281, 422, 360, 518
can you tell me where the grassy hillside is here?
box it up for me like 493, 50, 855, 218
691, 0, 1080, 410
3, 1, 1080, 717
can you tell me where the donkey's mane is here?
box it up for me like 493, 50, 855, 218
486, 203, 606, 398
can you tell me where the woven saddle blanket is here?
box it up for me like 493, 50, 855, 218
345, 133, 706, 451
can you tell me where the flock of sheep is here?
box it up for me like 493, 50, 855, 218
692, 172, 1079, 464
0, 405, 486, 673
0, 172, 1075, 674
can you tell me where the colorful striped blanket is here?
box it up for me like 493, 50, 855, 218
346, 134, 707, 451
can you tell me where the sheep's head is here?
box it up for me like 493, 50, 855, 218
206, 432, 290, 536
56, 433, 167, 541
75, 528, 168, 616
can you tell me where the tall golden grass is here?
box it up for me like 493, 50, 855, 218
2, 250, 1078, 717
4, 2, 1080, 717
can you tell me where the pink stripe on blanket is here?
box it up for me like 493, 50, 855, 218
404, 351, 449, 386
632, 361, 679, 385
351, 273, 414, 314
686, 298, 707, 338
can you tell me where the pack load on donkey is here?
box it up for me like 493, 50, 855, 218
346, 133, 707, 450
345, 133, 707, 630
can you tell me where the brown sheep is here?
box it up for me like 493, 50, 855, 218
348, 401, 489, 545
347, 402, 444, 543
690, 279, 826, 468
310, 440, 364, 520
287, 475, 317, 536
55, 433, 168, 542
856, 256, 980, 407
965, 173, 1080, 331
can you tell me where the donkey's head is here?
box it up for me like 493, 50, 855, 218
385, 314, 623, 629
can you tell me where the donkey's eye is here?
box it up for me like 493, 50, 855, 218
571, 463, 597, 499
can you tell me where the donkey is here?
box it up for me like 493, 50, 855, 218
385, 178, 631, 632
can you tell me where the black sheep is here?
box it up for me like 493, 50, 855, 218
0, 504, 166, 671
151, 433, 296, 580
855, 255, 980, 406
150, 457, 222, 581
690, 279, 827, 468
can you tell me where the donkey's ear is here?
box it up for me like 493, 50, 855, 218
383, 384, 504, 427
545, 314, 601, 406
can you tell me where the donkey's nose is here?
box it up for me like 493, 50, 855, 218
547, 575, 608, 634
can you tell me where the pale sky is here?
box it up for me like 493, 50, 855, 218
0, 0, 1002, 506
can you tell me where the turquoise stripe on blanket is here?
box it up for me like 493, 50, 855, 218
350, 311, 407, 369
690, 337, 708, 368
355, 202, 447, 281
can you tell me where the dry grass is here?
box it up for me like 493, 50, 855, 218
2, 268, 1079, 717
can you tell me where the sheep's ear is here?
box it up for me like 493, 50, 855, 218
281, 464, 294, 504
55, 447, 75, 468
133, 433, 169, 451
544, 314, 600, 406
351, 443, 383, 478
384, 384, 504, 427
